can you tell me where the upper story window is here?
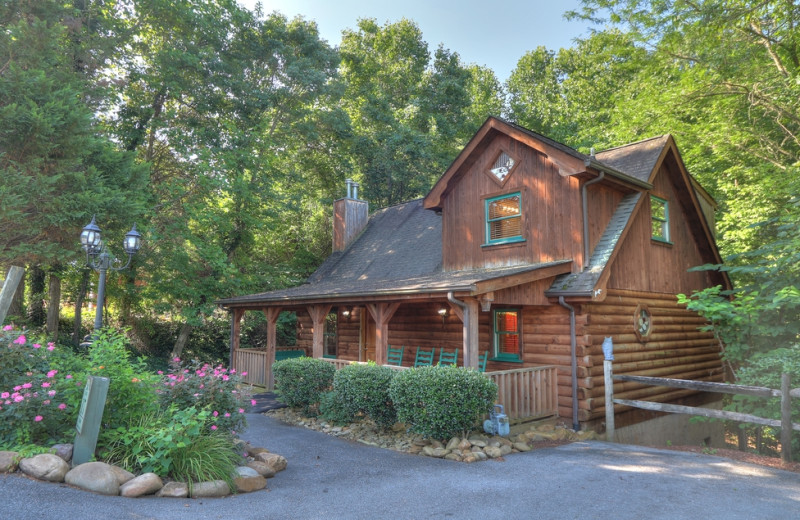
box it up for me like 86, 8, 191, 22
650, 195, 670, 243
492, 309, 522, 362
489, 151, 516, 183
485, 192, 524, 246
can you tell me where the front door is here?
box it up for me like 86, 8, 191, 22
360, 310, 376, 362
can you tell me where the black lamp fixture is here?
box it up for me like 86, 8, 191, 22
80, 215, 142, 334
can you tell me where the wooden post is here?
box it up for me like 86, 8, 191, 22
230, 308, 243, 370
781, 373, 792, 464
465, 298, 479, 369
0, 266, 24, 325
263, 307, 281, 391
604, 358, 615, 442
365, 302, 400, 366
307, 305, 332, 359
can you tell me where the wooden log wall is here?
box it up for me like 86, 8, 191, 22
582, 288, 723, 422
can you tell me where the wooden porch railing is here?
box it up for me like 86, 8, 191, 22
485, 366, 559, 421
233, 347, 307, 387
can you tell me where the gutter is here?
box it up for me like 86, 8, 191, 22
558, 296, 580, 431
447, 291, 471, 368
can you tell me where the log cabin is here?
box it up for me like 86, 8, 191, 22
218, 117, 731, 440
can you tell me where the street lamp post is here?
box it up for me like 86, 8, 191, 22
80, 215, 142, 332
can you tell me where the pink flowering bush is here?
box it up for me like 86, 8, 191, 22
157, 358, 252, 435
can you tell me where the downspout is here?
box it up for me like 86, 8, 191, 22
447, 291, 470, 367
558, 296, 580, 431
581, 171, 604, 267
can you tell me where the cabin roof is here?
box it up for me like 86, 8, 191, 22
594, 135, 670, 184
217, 199, 571, 306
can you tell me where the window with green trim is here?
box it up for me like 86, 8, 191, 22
323, 309, 338, 358
485, 192, 523, 245
492, 309, 522, 362
650, 196, 670, 242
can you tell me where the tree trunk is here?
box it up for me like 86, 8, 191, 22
46, 272, 61, 339
73, 269, 90, 345
171, 322, 194, 360
28, 265, 46, 326
9, 267, 25, 319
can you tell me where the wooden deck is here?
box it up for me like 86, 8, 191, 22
233, 348, 558, 422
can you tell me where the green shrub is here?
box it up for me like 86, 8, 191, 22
170, 432, 243, 491
389, 365, 497, 440
334, 362, 397, 428
273, 357, 334, 414
319, 391, 353, 425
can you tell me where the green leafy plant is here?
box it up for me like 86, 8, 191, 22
334, 362, 397, 428
319, 391, 353, 425
389, 365, 497, 440
170, 432, 244, 492
157, 358, 253, 435
273, 357, 335, 415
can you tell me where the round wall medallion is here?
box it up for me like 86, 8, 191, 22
634, 304, 652, 341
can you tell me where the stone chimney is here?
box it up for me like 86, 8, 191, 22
333, 179, 368, 252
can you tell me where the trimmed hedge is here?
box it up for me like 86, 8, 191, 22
334, 362, 397, 428
389, 365, 498, 440
273, 357, 335, 414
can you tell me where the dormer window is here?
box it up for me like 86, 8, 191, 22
485, 192, 524, 245
486, 150, 519, 186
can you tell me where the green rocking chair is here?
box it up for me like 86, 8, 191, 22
414, 347, 435, 367
438, 348, 459, 366
387, 345, 404, 366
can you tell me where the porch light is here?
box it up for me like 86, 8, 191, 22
438, 307, 448, 326
342, 308, 351, 319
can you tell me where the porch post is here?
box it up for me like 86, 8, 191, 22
262, 307, 281, 391
447, 298, 479, 369
230, 308, 243, 370
465, 298, 479, 369
307, 304, 332, 359
366, 302, 401, 366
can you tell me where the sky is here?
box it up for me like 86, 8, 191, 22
237, 0, 595, 82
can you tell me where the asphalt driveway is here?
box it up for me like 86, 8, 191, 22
1, 413, 798, 520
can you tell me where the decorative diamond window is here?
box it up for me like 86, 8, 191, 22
487, 150, 519, 185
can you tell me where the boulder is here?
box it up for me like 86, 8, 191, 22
457, 439, 473, 452
468, 435, 488, 447
190, 480, 231, 498
156, 481, 189, 498
244, 445, 270, 457
422, 447, 449, 458
233, 467, 267, 493
445, 437, 461, 451
0, 451, 19, 473
483, 446, 504, 459
19, 454, 69, 482
513, 442, 532, 452
51, 444, 73, 463
255, 452, 287, 473
246, 461, 276, 478
109, 465, 136, 485
120, 472, 163, 497
65, 462, 120, 495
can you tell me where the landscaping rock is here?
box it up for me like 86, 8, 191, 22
422, 446, 449, 458
246, 461, 276, 478
233, 466, 267, 493
484, 446, 504, 459
468, 435, 488, 447
20, 453, 70, 482
255, 452, 287, 472
244, 445, 270, 457
0, 451, 19, 473
65, 462, 121, 495
109, 465, 136, 485
513, 442, 532, 452
120, 472, 163, 497
51, 444, 73, 462
457, 439, 473, 452
190, 480, 231, 498
156, 481, 189, 498
445, 437, 461, 451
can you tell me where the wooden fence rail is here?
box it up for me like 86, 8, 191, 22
486, 366, 559, 421
233, 347, 307, 387
604, 358, 799, 463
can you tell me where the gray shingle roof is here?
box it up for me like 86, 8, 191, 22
546, 192, 642, 296
595, 135, 669, 183
218, 199, 570, 305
